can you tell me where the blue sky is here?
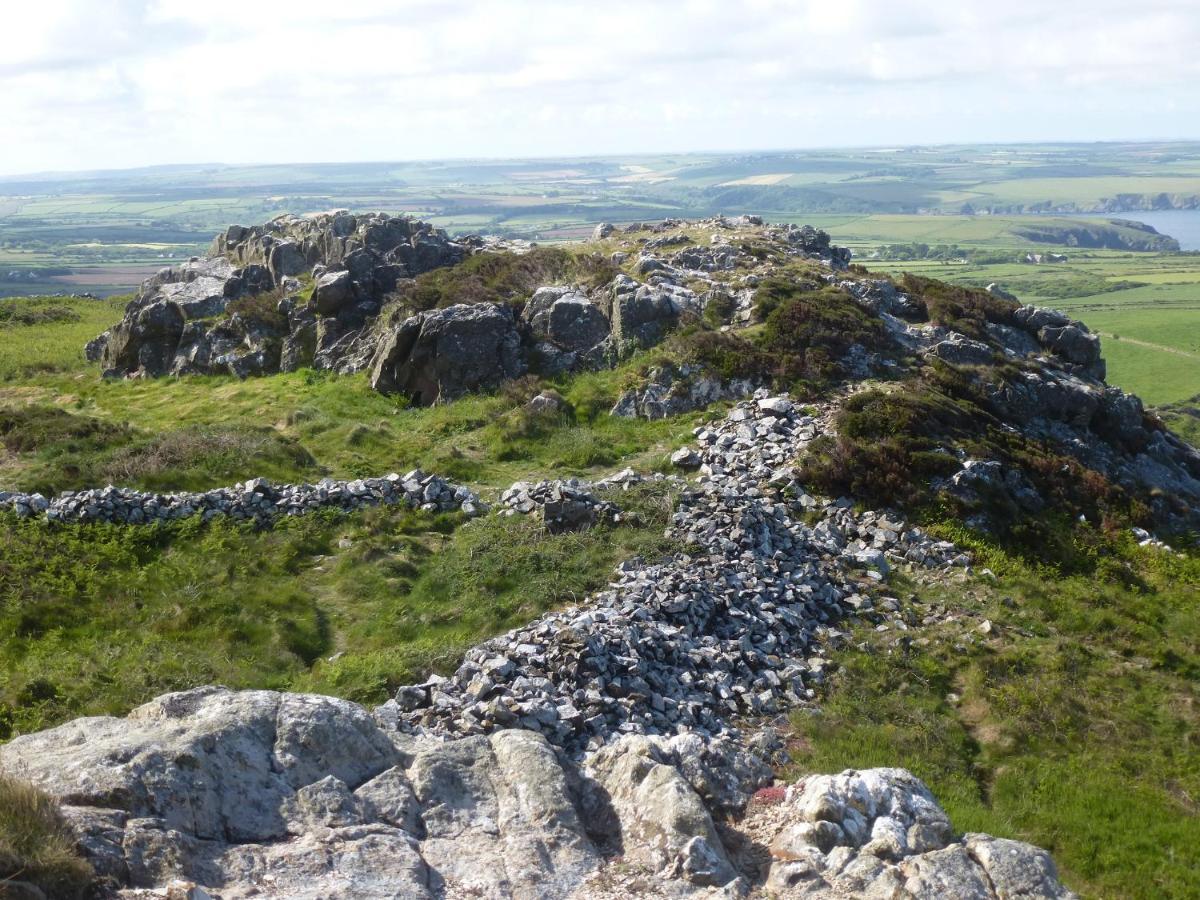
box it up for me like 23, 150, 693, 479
1, 0, 1197, 176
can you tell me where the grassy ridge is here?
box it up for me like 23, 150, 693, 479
790, 533, 1200, 899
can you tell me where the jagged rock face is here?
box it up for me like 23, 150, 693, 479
87, 213, 856, 393
368, 302, 525, 404
0, 686, 1075, 899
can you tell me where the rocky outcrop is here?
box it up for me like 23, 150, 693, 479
749, 768, 1075, 898
0, 470, 483, 525
368, 303, 525, 403
86, 214, 856, 404
89, 213, 470, 380
523, 286, 613, 374
0, 686, 1075, 899
611, 363, 758, 420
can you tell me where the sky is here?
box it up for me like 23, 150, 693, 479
1, 0, 1198, 176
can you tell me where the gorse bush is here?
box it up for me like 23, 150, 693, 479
0, 772, 93, 898
900, 273, 1018, 340
669, 328, 771, 382
0, 300, 81, 328
800, 377, 1152, 569
758, 280, 886, 382
224, 289, 288, 332
102, 424, 319, 490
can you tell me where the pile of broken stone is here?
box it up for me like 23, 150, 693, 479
387, 392, 968, 759
0, 469, 483, 525
498, 478, 623, 533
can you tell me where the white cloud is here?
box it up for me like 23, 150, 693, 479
0, 0, 1197, 174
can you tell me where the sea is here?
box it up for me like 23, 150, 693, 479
1108, 210, 1200, 251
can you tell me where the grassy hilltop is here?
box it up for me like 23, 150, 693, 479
1, 222, 1199, 897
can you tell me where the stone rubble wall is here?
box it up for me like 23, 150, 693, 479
0, 469, 483, 526
386, 392, 965, 756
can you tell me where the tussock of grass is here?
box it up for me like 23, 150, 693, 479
0, 772, 92, 898
0, 299, 81, 328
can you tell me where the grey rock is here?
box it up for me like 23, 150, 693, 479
369, 303, 525, 404
312, 269, 354, 315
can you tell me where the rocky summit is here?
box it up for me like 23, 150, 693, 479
4, 212, 1197, 898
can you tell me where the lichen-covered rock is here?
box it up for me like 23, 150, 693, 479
753, 768, 1076, 899
586, 736, 738, 888
369, 302, 525, 404
1, 706, 1075, 899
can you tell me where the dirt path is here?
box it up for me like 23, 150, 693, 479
1101, 333, 1200, 361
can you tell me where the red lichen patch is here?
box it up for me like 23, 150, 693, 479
750, 784, 788, 807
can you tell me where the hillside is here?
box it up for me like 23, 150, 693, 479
0, 214, 1197, 899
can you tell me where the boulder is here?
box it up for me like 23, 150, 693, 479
0, 686, 400, 845
986, 282, 1018, 302
369, 303, 525, 404
157, 277, 229, 320
223, 263, 275, 299
586, 735, 738, 888
409, 730, 601, 897
524, 286, 611, 353
1014, 305, 1071, 332
101, 301, 186, 377
757, 768, 1075, 899
267, 241, 307, 284
1038, 323, 1104, 377
927, 333, 995, 367
280, 320, 318, 372
312, 270, 354, 315
609, 278, 682, 348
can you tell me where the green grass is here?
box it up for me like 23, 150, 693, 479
0, 297, 704, 494
0, 772, 92, 898
0, 295, 125, 380
788, 534, 1200, 899
0, 479, 683, 737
